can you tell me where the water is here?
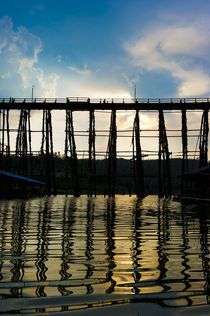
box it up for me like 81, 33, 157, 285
0, 195, 210, 315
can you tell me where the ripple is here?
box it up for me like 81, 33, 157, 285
0, 195, 209, 313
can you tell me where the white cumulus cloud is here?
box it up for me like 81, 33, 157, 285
124, 18, 210, 97
0, 16, 58, 97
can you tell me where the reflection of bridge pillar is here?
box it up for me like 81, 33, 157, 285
0, 204, 8, 282
181, 108, 188, 195
131, 199, 143, 294
88, 110, 96, 197
41, 109, 56, 195
10, 202, 27, 297
65, 109, 80, 196
199, 109, 209, 168
158, 109, 171, 197
132, 110, 145, 198
106, 110, 117, 197
157, 200, 169, 291
58, 197, 75, 298
0, 109, 10, 171
105, 198, 116, 294
85, 198, 94, 294
180, 205, 191, 293
35, 199, 51, 305
199, 209, 210, 302
16, 109, 32, 176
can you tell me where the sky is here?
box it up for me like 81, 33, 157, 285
0, 0, 210, 156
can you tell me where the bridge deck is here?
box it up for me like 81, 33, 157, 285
0, 97, 210, 110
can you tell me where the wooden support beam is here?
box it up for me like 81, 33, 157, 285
65, 109, 80, 196
15, 109, 32, 176
199, 109, 209, 168
0, 110, 10, 171
6, 110, 11, 171
41, 109, 56, 195
106, 110, 117, 197
181, 109, 188, 195
158, 109, 171, 197
2, 110, 5, 155
132, 110, 145, 198
88, 109, 96, 197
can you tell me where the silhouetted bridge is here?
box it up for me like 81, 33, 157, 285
0, 97, 209, 197
1, 97, 210, 110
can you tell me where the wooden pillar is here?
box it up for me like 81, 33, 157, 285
158, 109, 171, 197
88, 109, 96, 196
106, 109, 117, 197
65, 109, 80, 196
133, 110, 145, 197
41, 109, 56, 195
6, 109, 11, 171
15, 109, 32, 176
181, 108, 188, 195
199, 109, 209, 168
0, 109, 10, 171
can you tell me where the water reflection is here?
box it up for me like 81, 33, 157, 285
157, 199, 169, 294
10, 202, 26, 298
105, 198, 116, 294
35, 198, 51, 314
199, 207, 210, 303
58, 197, 75, 297
0, 195, 210, 313
131, 199, 142, 295
180, 205, 191, 294
83, 198, 94, 295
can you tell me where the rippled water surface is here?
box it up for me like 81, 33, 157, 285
0, 195, 210, 314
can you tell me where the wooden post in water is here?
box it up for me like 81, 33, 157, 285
181, 108, 188, 195
16, 109, 32, 177
6, 110, 10, 171
88, 109, 96, 197
0, 109, 10, 171
65, 109, 80, 196
106, 109, 117, 197
132, 110, 145, 198
158, 109, 171, 197
41, 109, 56, 195
199, 109, 209, 168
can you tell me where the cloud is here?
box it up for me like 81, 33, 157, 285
0, 16, 58, 97
56, 73, 132, 99
124, 19, 210, 97
0, 16, 132, 99
67, 64, 91, 75
56, 55, 62, 63
1, 72, 10, 79
121, 73, 139, 88
0, 16, 13, 54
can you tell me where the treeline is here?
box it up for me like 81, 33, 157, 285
4, 156, 199, 195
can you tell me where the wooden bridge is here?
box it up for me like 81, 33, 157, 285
0, 97, 210, 110
0, 97, 209, 197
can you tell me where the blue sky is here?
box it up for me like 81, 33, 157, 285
0, 0, 210, 154
1, 0, 210, 98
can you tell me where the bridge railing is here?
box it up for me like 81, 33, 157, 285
0, 97, 209, 104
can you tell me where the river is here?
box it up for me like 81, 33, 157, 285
0, 195, 210, 315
